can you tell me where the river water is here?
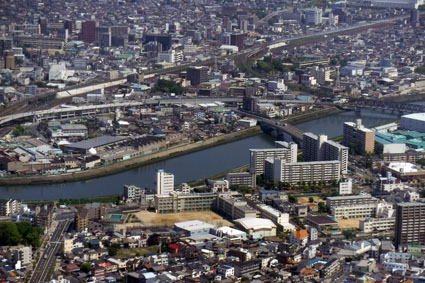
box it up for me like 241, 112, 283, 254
0, 108, 399, 200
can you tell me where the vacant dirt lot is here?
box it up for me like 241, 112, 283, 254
297, 196, 323, 204
133, 210, 233, 227
336, 218, 362, 230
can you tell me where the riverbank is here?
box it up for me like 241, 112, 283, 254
0, 127, 262, 186
186, 164, 250, 187
287, 106, 344, 125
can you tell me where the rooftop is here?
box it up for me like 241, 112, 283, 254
234, 217, 276, 231
306, 215, 338, 225
387, 162, 419, 173
292, 229, 309, 240
66, 135, 127, 150
174, 220, 215, 231
402, 113, 425, 121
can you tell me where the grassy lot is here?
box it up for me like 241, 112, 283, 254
116, 246, 158, 259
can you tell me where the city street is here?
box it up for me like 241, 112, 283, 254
29, 213, 72, 283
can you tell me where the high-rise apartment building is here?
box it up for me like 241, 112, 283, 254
303, 132, 348, 173
324, 140, 348, 174
343, 119, 375, 154
156, 169, 174, 195
250, 143, 298, 175
395, 202, 425, 248
81, 20, 96, 43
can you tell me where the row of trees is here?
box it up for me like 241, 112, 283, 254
0, 222, 43, 248
255, 56, 296, 74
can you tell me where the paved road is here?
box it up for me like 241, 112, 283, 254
30, 216, 71, 283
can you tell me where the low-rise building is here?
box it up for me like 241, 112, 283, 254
290, 229, 309, 247
154, 192, 216, 213
332, 204, 377, 220
304, 215, 339, 234
359, 217, 396, 233
234, 217, 277, 239
326, 194, 378, 210
173, 220, 215, 237
216, 194, 258, 220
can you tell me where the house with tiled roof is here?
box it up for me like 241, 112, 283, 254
290, 229, 309, 247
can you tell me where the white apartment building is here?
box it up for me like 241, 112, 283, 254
123, 185, 145, 202
156, 169, 174, 195
217, 265, 235, 279
273, 160, 341, 185
380, 252, 410, 264
0, 199, 20, 216
382, 262, 409, 273
13, 246, 32, 266
249, 145, 297, 175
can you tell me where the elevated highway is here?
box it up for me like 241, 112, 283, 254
0, 98, 313, 126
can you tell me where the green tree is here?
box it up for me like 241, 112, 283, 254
415, 65, 425, 74
309, 197, 314, 203
343, 229, 356, 240
16, 222, 43, 248
318, 202, 328, 213
13, 125, 25, 136
288, 194, 296, 203
229, 185, 251, 194
417, 158, 425, 166
0, 222, 22, 245
374, 143, 384, 155
108, 243, 120, 256
155, 79, 186, 95
349, 142, 359, 155
80, 262, 92, 273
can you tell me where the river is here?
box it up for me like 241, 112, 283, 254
0, 108, 399, 200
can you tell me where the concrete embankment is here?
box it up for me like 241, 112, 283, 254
0, 127, 261, 185
288, 106, 344, 125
